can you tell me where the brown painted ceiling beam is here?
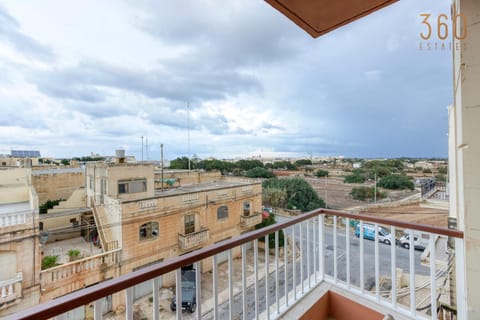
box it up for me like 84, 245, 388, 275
265, 0, 399, 38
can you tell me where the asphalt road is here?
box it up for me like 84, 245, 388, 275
203, 215, 429, 320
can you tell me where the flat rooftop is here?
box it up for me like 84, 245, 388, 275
32, 167, 84, 175
0, 201, 30, 215
154, 179, 260, 198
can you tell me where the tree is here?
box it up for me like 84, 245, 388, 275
255, 213, 285, 248
262, 177, 325, 211
272, 161, 297, 170
438, 166, 448, 174
350, 186, 387, 201
245, 167, 274, 178
169, 157, 194, 170
377, 174, 414, 190
263, 187, 287, 208
235, 159, 264, 171
295, 159, 312, 166
315, 169, 329, 177
344, 174, 366, 184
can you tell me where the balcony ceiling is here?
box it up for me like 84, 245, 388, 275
265, 0, 398, 38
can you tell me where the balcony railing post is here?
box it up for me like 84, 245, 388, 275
300, 221, 304, 294
265, 234, 270, 320
360, 221, 364, 292
275, 230, 280, 315
333, 216, 338, 282
408, 230, 416, 317
153, 277, 160, 320
346, 217, 350, 287
175, 269, 182, 320
319, 215, 324, 281
429, 233, 437, 320
93, 299, 102, 320
228, 249, 234, 320
213, 254, 218, 320
126, 287, 133, 320
292, 224, 297, 300
307, 218, 311, 289
455, 237, 466, 320
195, 262, 202, 319
374, 223, 380, 301
242, 243, 247, 320
284, 227, 289, 308
390, 226, 397, 309
254, 238, 259, 320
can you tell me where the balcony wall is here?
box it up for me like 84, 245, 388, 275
240, 212, 262, 228
0, 273, 22, 309
40, 249, 120, 301
178, 228, 209, 250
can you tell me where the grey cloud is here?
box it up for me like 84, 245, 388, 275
32, 59, 261, 103
137, 1, 307, 68
0, 6, 55, 62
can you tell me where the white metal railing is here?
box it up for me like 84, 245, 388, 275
0, 211, 31, 227
0, 272, 22, 304
8, 209, 464, 320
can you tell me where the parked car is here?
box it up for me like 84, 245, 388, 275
170, 270, 196, 313
355, 223, 394, 245
399, 232, 429, 250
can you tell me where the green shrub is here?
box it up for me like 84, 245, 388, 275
350, 187, 387, 201
245, 167, 274, 178
39, 199, 65, 214
42, 255, 59, 270
377, 174, 414, 190
315, 169, 329, 177
262, 177, 325, 211
344, 174, 366, 184
423, 168, 432, 174
67, 249, 81, 257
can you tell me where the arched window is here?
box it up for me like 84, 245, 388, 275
184, 214, 195, 234
139, 222, 159, 240
243, 201, 251, 216
217, 205, 229, 220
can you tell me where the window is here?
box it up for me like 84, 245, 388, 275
243, 201, 251, 216
184, 214, 195, 234
118, 179, 147, 194
217, 205, 229, 220
139, 222, 159, 240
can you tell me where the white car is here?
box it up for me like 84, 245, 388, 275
399, 232, 429, 250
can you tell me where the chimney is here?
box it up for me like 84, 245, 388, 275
116, 149, 126, 163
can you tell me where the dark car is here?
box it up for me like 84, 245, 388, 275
170, 270, 196, 313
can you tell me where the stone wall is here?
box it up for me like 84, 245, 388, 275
32, 169, 85, 205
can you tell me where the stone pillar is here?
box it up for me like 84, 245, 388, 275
451, 0, 480, 318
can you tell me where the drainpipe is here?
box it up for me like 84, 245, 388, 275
447, 217, 457, 309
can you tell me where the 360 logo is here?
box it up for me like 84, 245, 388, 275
419, 13, 467, 40
418, 11, 468, 51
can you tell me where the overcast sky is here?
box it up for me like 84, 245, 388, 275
0, 0, 452, 160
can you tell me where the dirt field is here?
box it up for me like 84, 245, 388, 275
359, 204, 448, 228
305, 177, 417, 210
304, 177, 447, 228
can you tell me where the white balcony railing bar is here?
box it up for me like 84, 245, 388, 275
6, 208, 465, 320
